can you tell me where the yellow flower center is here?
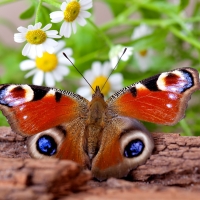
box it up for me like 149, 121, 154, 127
26, 29, 47, 44
64, 0, 80, 22
36, 52, 58, 72
139, 50, 148, 57
91, 76, 111, 96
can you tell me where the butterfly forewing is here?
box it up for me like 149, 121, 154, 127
107, 68, 200, 125
0, 84, 89, 136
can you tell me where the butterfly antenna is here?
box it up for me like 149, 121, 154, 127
101, 48, 127, 91
63, 52, 95, 93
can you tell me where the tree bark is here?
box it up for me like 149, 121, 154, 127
1, 127, 200, 199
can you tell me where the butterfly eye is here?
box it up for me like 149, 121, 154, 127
124, 139, 144, 158
36, 135, 57, 156
27, 127, 65, 159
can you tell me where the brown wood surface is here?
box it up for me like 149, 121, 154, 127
0, 127, 200, 200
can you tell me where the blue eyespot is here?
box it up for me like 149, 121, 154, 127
36, 135, 57, 156
124, 140, 144, 158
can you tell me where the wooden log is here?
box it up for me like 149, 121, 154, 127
0, 157, 91, 199
1, 127, 200, 199
132, 133, 200, 186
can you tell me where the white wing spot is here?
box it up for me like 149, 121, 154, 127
166, 104, 172, 108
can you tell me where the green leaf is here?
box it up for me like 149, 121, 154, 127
179, 0, 189, 11
102, 0, 127, 16
37, 5, 52, 25
20, 4, 35, 20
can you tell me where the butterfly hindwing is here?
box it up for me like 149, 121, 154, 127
0, 84, 89, 136
91, 116, 154, 180
107, 68, 200, 125
27, 118, 90, 167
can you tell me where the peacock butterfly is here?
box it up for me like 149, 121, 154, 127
0, 67, 199, 180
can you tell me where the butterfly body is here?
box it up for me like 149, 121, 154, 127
0, 67, 199, 180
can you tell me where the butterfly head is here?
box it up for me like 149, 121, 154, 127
92, 86, 104, 99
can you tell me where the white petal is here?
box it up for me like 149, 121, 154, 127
110, 57, 118, 69
102, 62, 111, 76
42, 23, 52, 31
132, 24, 152, 40
81, 2, 93, 10
20, 60, 36, 71
58, 56, 74, 66
34, 22, 42, 29
24, 68, 37, 78
46, 30, 58, 35
80, 0, 92, 6
46, 30, 61, 38
51, 17, 64, 23
17, 26, 27, 33
76, 16, 87, 26
45, 72, 55, 87
28, 25, 34, 30
60, 22, 71, 38
56, 65, 70, 75
109, 73, 123, 87
14, 33, 26, 43
60, 22, 66, 36
91, 61, 101, 76
61, 2, 67, 11
33, 70, 44, 85
28, 44, 37, 59
22, 43, 31, 56
134, 52, 150, 71
66, 23, 72, 38
54, 40, 66, 53
52, 70, 63, 82
50, 11, 64, 23
46, 38, 58, 47
76, 86, 91, 100
36, 44, 44, 57
58, 48, 73, 63
79, 10, 91, 18
71, 22, 77, 34
83, 70, 94, 83
43, 38, 58, 54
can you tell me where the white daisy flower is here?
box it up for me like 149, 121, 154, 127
131, 24, 153, 71
14, 22, 61, 58
109, 45, 133, 68
20, 40, 73, 87
77, 61, 123, 100
50, 0, 92, 38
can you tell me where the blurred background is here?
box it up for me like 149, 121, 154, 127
0, 0, 200, 136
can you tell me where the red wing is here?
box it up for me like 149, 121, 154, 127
0, 84, 88, 136
107, 68, 200, 125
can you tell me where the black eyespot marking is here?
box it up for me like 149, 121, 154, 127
55, 92, 62, 102
36, 135, 57, 156
56, 125, 67, 136
124, 139, 144, 158
130, 87, 137, 97
141, 74, 160, 91
0, 85, 10, 106
180, 70, 194, 93
31, 85, 49, 101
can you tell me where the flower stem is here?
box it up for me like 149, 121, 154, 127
43, 0, 60, 8
88, 19, 113, 48
35, 0, 43, 24
169, 26, 200, 50
180, 119, 193, 136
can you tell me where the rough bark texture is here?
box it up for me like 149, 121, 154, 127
0, 127, 200, 199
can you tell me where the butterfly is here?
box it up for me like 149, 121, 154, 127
0, 67, 199, 181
